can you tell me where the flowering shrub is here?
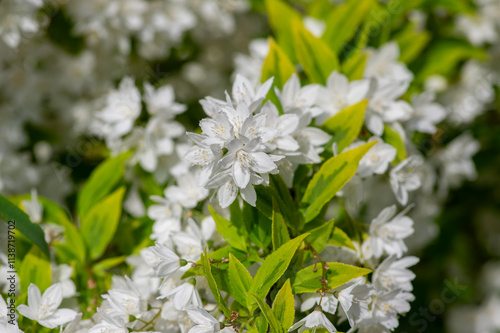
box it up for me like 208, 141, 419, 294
1, 0, 499, 333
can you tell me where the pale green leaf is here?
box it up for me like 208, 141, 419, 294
383, 125, 407, 163
292, 20, 339, 84
77, 152, 131, 219
293, 262, 371, 293
306, 220, 335, 254
262, 38, 296, 89
322, 100, 368, 152
328, 227, 356, 251
248, 293, 286, 333
265, 0, 301, 62
201, 252, 231, 317
19, 245, 51, 294
301, 141, 377, 222
209, 206, 248, 252
272, 280, 295, 330
228, 253, 253, 306
81, 187, 125, 259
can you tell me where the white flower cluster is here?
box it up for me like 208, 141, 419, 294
185, 74, 331, 208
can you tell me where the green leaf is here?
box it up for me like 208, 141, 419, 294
265, 0, 301, 62
248, 293, 286, 333
244, 203, 272, 249
248, 233, 309, 308
306, 220, 335, 254
228, 253, 253, 306
322, 0, 372, 53
293, 19, 339, 84
272, 280, 295, 330
209, 206, 248, 252
328, 227, 356, 251
201, 251, 231, 317
382, 125, 407, 163
19, 245, 51, 294
293, 262, 371, 293
272, 199, 290, 251
81, 187, 125, 259
262, 38, 296, 89
341, 52, 368, 81
0, 194, 49, 257
57, 217, 86, 262
93, 256, 127, 274
394, 24, 431, 64
322, 100, 368, 152
301, 141, 377, 222
77, 151, 131, 219
417, 39, 486, 82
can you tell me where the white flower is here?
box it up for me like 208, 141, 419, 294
289, 310, 337, 332
21, 188, 42, 223
231, 74, 273, 112
407, 92, 446, 134
365, 81, 413, 136
17, 283, 77, 329
300, 294, 338, 315
369, 205, 414, 258
51, 264, 77, 298
186, 307, 221, 333
438, 132, 480, 193
234, 38, 269, 86
456, 14, 497, 46
371, 289, 414, 329
390, 155, 422, 205
159, 282, 202, 311
147, 243, 182, 278
89, 309, 128, 333
103, 277, 146, 317
315, 71, 370, 125
147, 195, 182, 244
277, 74, 322, 117
373, 256, 419, 292
164, 171, 209, 209
92, 77, 141, 141
143, 83, 186, 117
364, 42, 413, 85
347, 138, 396, 178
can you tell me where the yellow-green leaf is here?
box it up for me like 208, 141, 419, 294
293, 262, 371, 293
341, 52, 368, 81
19, 245, 51, 294
272, 280, 295, 329
201, 251, 231, 317
248, 293, 286, 333
228, 253, 253, 306
265, 0, 301, 62
292, 19, 339, 84
301, 141, 377, 222
322, 99, 368, 152
328, 227, 356, 251
81, 187, 125, 259
322, 0, 372, 53
272, 199, 290, 251
383, 125, 407, 163
209, 206, 248, 252
262, 38, 296, 89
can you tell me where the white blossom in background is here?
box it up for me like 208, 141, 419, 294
390, 155, 423, 205
21, 188, 42, 223
407, 92, 446, 134
159, 281, 202, 311
346, 138, 397, 178
147, 243, 183, 278
0, 0, 42, 49
234, 38, 269, 86
17, 283, 77, 329
373, 256, 419, 292
91, 77, 141, 143
368, 205, 414, 258
186, 307, 221, 333
437, 132, 480, 195
456, 13, 497, 46
315, 71, 370, 125
364, 42, 414, 85
300, 293, 339, 315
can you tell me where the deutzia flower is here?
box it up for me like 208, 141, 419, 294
186, 307, 222, 333
346, 138, 396, 178
231, 74, 273, 112
89, 309, 128, 333
300, 294, 338, 315
21, 188, 42, 223
389, 155, 422, 205
289, 310, 337, 333
370, 289, 414, 330
147, 242, 183, 278
365, 81, 413, 136
103, 277, 147, 317
368, 205, 414, 258
143, 83, 187, 117
315, 71, 370, 125
159, 281, 202, 310
17, 283, 77, 329
373, 256, 419, 292
92, 77, 141, 142
407, 92, 446, 134
364, 42, 413, 85
276, 74, 322, 117
164, 171, 209, 209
